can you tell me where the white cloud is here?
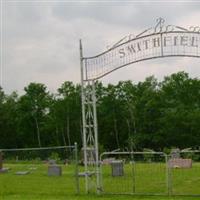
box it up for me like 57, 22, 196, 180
2, 1, 200, 94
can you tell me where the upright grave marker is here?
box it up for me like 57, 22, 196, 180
0, 151, 8, 173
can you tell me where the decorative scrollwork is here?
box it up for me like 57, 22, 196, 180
108, 18, 199, 50
165, 25, 175, 32
153, 18, 176, 33
128, 34, 135, 41
154, 17, 165, 33
189, 26, 200, 33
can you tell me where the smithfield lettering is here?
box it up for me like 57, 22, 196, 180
118, 34, 200, 59
83, 23, 200, 80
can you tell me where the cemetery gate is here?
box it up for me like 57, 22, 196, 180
100, 151, 168, 195
99, 150, 200, 196
80, 18, 200, 194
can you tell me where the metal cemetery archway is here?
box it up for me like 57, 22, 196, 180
80, 18, 200, 194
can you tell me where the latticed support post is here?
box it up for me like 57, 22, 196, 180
80, 40, 100, 194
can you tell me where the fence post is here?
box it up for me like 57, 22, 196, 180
74, 142, 80, 194
131, 153, 136, 194
166, 154, 172, 196
99, 153, 103, 194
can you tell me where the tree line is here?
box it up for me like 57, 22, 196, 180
0, 71, 200, 152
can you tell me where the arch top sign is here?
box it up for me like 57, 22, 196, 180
82, 18, 200, 81
80, 18, 200, 194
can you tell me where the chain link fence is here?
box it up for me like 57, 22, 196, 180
2, 147, 200, 196
100, 151, 167, 195
100, 150, 200, 196
170, 150, 200, 196
0, 144, 79, 195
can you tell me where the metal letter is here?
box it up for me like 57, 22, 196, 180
119, 48, 126, 58
163, 36, 172, 47
127, 44, 136, 54
191, 36, 198, 47
181, 36, 188, 46
153, 37, 160, 47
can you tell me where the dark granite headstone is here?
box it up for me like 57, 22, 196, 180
48, 159, 62, 176
111, 160, 124, 176
48, 165, 62, 176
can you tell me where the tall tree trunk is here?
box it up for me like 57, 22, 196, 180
127, 102, 137, 135
34, 117, 41, 147
126, 118, 133, 152
66, 116, 71, 147
114, 117, 120, 149
55, 124, 59, 146
53, 115, 60, 146
126, 118, 131, 138
62, 127, 67, 147
133, 115, 137, 135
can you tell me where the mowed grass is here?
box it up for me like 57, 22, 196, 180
101, 162, 200, 195
1, 162, 200, 200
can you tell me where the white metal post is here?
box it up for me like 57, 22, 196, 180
80, 40, 100, 194
80, 39, 89, 193
92, 80, 100, 193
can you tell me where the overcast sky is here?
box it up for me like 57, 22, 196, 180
1, 0, 200, 94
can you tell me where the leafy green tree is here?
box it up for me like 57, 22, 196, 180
159, 72, 200, 149
1, 71, 200, 151
47, 82, 82, 147
17, 83, 50, 147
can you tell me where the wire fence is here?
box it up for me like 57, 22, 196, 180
0, 143, 79, 195
1, 146, 77, 164
1, 147, 200, 196
170, 151, 200, 196
100, 151, 200, 196
100, 151, 167, 195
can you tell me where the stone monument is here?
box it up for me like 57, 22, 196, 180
48, 159, 62, 176
0, 151, 8, 173
111, 160, 124, 176
169, 148, 192, 169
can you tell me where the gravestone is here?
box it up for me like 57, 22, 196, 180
15, 171, 30, 175
48, 165, 62, 176
111, 160, 124, 176
170, 148, 180, 159
169, 148, 192, 168
48, 160, 62, 176
0, 151, 8, 173
78, 171, 95, 177
168, 158, 192, 168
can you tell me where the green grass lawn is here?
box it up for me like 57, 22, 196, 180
101, 162, 200, 195
1, 163, 200, 200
